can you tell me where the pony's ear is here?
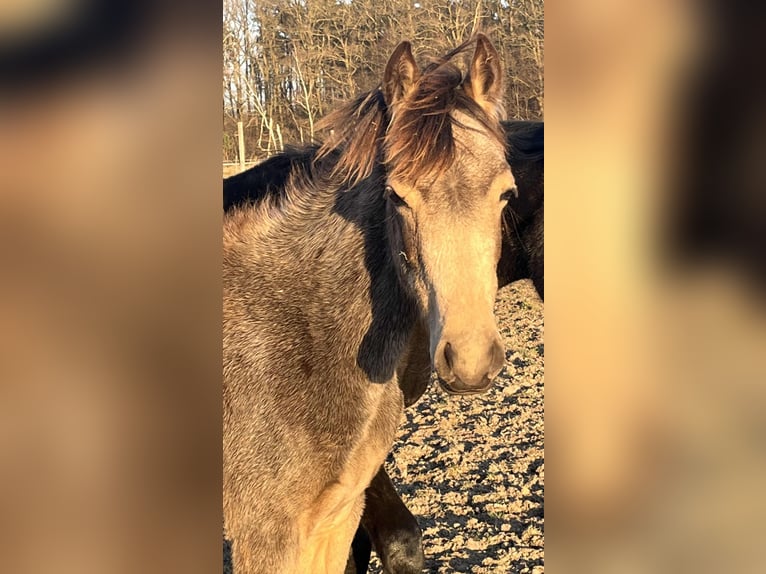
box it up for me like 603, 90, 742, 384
383, 41, 420, 107
465, 34, 504, 119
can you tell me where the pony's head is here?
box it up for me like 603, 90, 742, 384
317, 35, 513, 393
382, 36, 514, 394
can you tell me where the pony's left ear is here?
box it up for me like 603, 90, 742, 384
383, 41, 420, 107
465, 34, 505, 119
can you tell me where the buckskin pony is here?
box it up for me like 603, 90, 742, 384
223, 35, 516, 573
224, 120, 543, 573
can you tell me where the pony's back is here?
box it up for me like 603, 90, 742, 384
223, 145, 329, 211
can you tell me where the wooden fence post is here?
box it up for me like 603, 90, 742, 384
237, 120, 246, 170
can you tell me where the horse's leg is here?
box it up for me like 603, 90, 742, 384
343, 322, 428, 573
361, 465, 424, 574
346, 526, 372, 574
298, 489, 366, 574
343, 467, 424, 574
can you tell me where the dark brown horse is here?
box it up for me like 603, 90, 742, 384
224, 36, 514, 573
223, 120, 543, 574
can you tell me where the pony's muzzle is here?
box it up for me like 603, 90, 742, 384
433, 333, 505, 394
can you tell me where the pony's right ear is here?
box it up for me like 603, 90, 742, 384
383, 41, 420, 107
465, 34, 505, 120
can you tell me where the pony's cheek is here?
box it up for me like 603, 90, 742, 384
390, 211, 426, 309
399, 215, 419, 271
388, 207, 415, 266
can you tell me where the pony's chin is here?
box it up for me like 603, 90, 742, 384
436, 377, 493, 396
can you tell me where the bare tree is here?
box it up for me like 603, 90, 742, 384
222, 0, 544, 164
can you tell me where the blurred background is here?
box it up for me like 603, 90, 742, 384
0, 0, 764, 573
546, 0, 766, 572
0, 2, 222, 574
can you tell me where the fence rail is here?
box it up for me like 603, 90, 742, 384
222, 160, 258, 179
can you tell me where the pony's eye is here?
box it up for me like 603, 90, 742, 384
500, 187, 518, 202
385, 185, 407, 208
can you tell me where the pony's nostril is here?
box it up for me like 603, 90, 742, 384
437, 337, 503, 391
443, 342, 455, 371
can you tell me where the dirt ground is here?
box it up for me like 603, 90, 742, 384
368, 279, 544, 574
